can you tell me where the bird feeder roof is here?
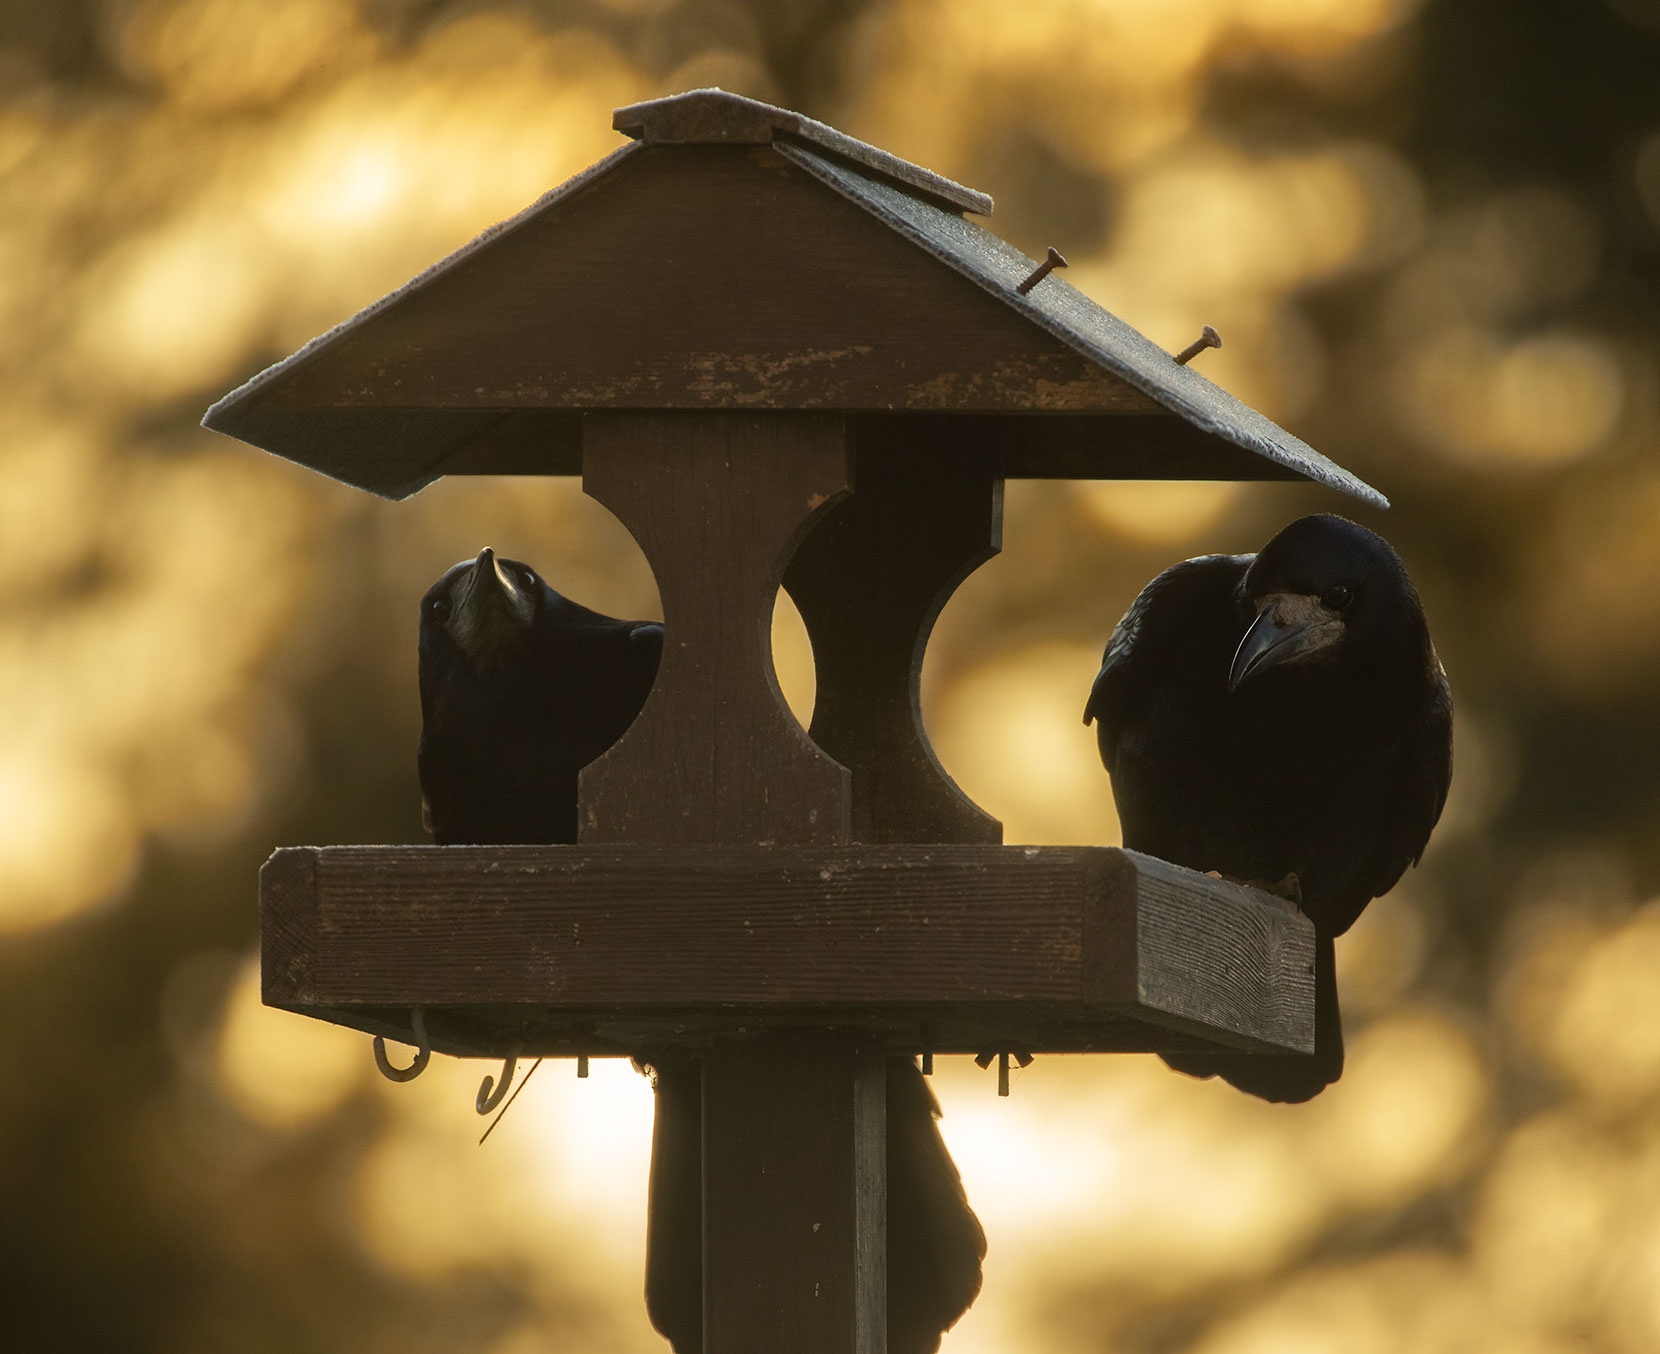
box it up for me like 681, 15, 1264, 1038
203, 88, 1384, 507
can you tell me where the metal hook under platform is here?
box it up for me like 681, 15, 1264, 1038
373, 1007, 431, 1083
476, 1048, 522, 1114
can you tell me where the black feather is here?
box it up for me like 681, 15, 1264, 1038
417, 549, 660, 846
1086, 516, 1452, 1102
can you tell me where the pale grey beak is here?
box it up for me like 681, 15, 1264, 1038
1229, 593, 1343, 691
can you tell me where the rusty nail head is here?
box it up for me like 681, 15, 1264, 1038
1174, 325, 1223, 365
1015, 246, 1069, 296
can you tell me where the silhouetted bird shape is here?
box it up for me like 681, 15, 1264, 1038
417, 548, 985, 1352
418, 547, 663, 846
1084, 515, 1452, 1103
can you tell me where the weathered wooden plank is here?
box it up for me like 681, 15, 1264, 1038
259, 846, 318, 1006
702, 1034, 886, 1354
423, 411, 1319, 485
580, 412, 853, 847
258, 844, 1315, 1054
255, 146, 1159, 418
614, 86, 992, 219
1124, 852, 1315, 1058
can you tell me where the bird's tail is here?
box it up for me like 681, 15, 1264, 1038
887, 1057, 987, 1354
640, 1055, 986, 1354
642, 1053, 703, 1352
1159, 928, 1343, 1104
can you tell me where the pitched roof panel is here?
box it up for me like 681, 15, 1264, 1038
202, 91, 1383, 507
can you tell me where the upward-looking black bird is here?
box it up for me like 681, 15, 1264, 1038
1083, 515, 1452, 1103
417, 549, 985, 1353
417, 547, 663, 844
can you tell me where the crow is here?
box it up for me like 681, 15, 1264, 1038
1083, 515, 1452, 1103
417, 547, 662, 845
418, 549, 984, 1351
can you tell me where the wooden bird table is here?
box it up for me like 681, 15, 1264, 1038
212, 89, 1387, 1354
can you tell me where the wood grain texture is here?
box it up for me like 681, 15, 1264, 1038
702, 1035, 887, 1354
259, 847, 317, 1006
784, 420, 1002, 845
580, 412, 853, 846
425, 410, 1318, 484
613, 86, 991, 219
1120, 851, 1316, 1054
259, 844, 1315, 1054
258, 146, 1157, 417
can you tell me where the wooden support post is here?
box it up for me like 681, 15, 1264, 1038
580, 411, 878, 1353
703, 1034, 886, 1354
580, 411, 852, 847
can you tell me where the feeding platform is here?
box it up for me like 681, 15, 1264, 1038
208, 88, 1377, 1353
261, 844, 1314, 1060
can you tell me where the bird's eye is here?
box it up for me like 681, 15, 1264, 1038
518, 568, 536, 589
1323, 585, 1354, 611
428, 596, 451, 622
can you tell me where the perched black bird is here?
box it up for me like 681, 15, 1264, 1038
417, 547, 662, 845
1084, 515, 1452, 1103
418, 549, 984, 1351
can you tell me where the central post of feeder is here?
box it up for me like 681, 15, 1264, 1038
582, 410, 887, 1349
210, 87, 1387, 1354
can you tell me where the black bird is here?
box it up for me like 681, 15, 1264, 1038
417, 547, 663, 844
1083, 515, 1452, 1103
418, 549, 984, 1351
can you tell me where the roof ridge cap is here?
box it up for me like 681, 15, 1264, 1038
613, 87, 993, 217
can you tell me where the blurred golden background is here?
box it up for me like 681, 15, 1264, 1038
3, 0, 1660, 1350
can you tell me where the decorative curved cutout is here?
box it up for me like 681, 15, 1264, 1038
580, 412, 853, 846
782, 417, 1003, 845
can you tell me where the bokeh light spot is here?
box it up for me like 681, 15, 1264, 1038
930, 642, 1120, 845
1401, 326, 1623, 466
214, 955, 363, 1129
1073, 480, 1243, 544
1306, 1007, 1487, 1210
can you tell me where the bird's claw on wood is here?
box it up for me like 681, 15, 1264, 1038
1204, 869, 1303, 907
1265, 872, 1303, 907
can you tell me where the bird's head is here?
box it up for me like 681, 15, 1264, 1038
1230, 515, 1418, 692
421, 548, 545, 670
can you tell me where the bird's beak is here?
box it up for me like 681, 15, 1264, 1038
451, 547, 535, 661
1228, 593, 1345, 692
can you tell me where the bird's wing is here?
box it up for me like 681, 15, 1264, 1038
629, 621, 665, 664
887, 1057, 986, 1352
1339, 652, 1454, 933
1083, 555, 1248, 765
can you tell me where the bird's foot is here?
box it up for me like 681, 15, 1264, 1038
1204, 869, 1303, 907
1257, 871, 1303, 906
